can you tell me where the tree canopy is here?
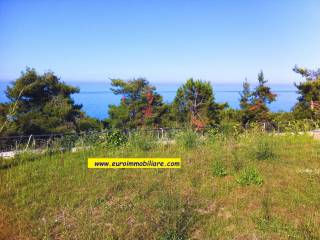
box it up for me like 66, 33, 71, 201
2, 68, 84, 135
239, 71, 276, 125
107, 78, 169, 129
293, 65, 320, 119
2, 66, 320, 136
173, 78, 226, 129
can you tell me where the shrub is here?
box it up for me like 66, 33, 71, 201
175, 130, 199, 149
128, 132, 155, 151
212, 161, 228, 177
236, 167, 263, 186
207, 127, 225, 144
218, 121, 242, 136
73, 132, 99, 147
100, 130, 128, 148
78, 117, 102, 132
54, 134, 79, 151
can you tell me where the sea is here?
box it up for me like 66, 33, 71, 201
0, 81, 298, 120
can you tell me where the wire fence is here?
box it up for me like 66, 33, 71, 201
1, 120, 320, 153
0, 127, 206, 152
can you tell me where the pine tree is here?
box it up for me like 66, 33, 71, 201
107, 78, 168, 129
250, 71, 276, 123
3, 68, 84, 135
240, 78, 251, 110
173, 78, 226, 128
293, 65, 320, 119
239, 78, 253, 125
239, 71, 276, 125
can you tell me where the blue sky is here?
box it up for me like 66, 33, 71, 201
0, 0, 319, 83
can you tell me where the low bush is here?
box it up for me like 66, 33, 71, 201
54, 134, 79, 151
128, 132, 155, 151
99, 130, 128, 148
218, 121, 242, 136
175, 130, 200, 149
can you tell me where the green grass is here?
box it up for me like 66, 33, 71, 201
1, 132, 320, 239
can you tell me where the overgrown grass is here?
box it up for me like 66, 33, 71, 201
1, 131, 320, 239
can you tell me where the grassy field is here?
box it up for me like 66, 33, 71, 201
1, 131, 320, 239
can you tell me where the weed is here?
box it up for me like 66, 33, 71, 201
212, 161, 227, 177
261, 191, 271, 221
156, 194, 196, 240
231, 148, 243, 172
255, 137, 276, 161
236, 167, 263, 186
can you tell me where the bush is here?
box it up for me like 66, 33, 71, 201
236, 167, 263, 186
128, 132, 155, 151
218, 121, 242, 136
175, 130, 199, 149
75, 132, 100, 147
78, 117, 102, 132
54, 134, 79, 151
100, 130, 128, 148
277, 119, 320, 133
212, 161, 227, 177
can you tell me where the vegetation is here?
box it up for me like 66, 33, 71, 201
172, 78, 226, 129
107, 78, 169, 129
293, 65, 320, 119
1, 66, 320, 239
240, 71, 276, 125
1, 66, 320, 137
239, 78, 252, 124
236, 167, 264, 186
0, 68, 100, 137
1, 131, 320, 239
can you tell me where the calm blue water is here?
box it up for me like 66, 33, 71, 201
0, 81, 298, 120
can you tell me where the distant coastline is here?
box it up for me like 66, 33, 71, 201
0, 81, 297, 120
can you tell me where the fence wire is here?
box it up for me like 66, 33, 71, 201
1, 120, 320, 152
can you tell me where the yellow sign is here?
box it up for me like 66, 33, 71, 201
88, 158, 181, 169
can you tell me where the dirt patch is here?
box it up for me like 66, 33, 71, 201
0, 217, 19, 240
0, 208, 32, 240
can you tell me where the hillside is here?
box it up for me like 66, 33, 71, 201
1, 131, 320, 239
